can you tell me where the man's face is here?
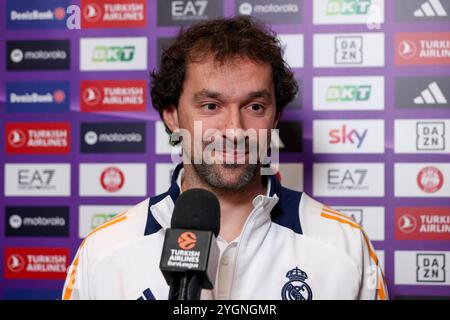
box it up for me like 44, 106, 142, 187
168, 55, 278, 191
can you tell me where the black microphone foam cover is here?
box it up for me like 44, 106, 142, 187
171, 188, 220, 237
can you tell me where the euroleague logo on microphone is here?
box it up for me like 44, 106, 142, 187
178, 231, 197, 250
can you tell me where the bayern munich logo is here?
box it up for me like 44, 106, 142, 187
417, 166, 444, 193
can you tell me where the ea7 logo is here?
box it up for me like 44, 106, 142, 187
172, 1, 207, 17
326, 85, 372, 102
328, 169, 368, 187
417, 254, 446, 282
92, 46, 135, 62
18, 169, 55, 189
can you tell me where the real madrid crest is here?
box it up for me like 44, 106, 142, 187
281, 267, 313, 300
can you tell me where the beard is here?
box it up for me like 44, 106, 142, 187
192, 162, 259, 192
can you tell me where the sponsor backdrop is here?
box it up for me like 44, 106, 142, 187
0, 0, 449, 300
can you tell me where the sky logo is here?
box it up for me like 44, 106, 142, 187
329, 124, 368, 148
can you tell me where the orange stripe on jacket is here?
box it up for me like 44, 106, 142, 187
62, 214, 127, 300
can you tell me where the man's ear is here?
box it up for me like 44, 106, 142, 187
162, 105, 179, 133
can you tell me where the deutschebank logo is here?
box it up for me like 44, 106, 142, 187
6, 0, 69, 29
7, 40, 70, 71
81, 0, 147, 28
157, 0, 223, 26
396, 0, 450, 22
396, 32, 450, 65
313, 76, 384, 111
4, 247, 69, 280
395, 77, 449, 109
313, 0, 384, 25
313, 33, 385, 67
6, 81, 70, 113
236, 0, 303, 25
6, 122, 71, 154
80, 37, 147, 71
80, 80, 146, 112
80, 122, 146, 153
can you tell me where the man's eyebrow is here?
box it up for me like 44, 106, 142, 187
247, 90, 273, 102
192, 89, 223, 102
192, 89, 273, 103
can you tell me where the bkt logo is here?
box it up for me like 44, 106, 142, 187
417, 254, 446, 283
80, 37, 147, 71
6, 81, 69, 113
417, 122, 445, 151
7, 0, 69, 29
326, 85, 371, 102
93, 46, 135, 62
326, 0, 372, 15
329, 125, 368, 148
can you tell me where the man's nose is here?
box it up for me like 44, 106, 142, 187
224, 107, 244, 131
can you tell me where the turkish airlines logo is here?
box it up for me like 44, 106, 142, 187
398, 214, 418, 233
5, 123, 70, 154
398, 40, 417, 59
7, 254, 26, 273
81, 0, 147, 28
8, 129, 27, 148
396, 32, 450, 65
84, 3, 102, 22
80, 80, 146, 112
178, 231, 197, 250
82, 86, 102, 106
417, 166, 444, 193
100, 167, 125, 192
396, 208, 450, 240
4, 248, 69, 280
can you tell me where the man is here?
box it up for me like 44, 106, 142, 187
62, 16, 388, 300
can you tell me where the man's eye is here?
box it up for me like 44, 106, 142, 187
249, 104, 264, 112
202, 103, 218, 111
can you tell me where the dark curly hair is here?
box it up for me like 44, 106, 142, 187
150, 16, 298, 133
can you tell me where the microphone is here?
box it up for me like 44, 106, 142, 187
159, 188, 221, 300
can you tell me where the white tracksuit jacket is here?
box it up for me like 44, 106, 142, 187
62, 164, 388, 300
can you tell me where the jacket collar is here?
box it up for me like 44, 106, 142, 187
145, 163, 280, 234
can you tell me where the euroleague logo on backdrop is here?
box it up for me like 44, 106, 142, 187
178, 232, 197, 250
100, 166, 125, 192
417, 166, 444, 193
7, 129, 27, 148
82, 86, 102, 106
398, 214, 418, 234
7, 254, 26, 273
